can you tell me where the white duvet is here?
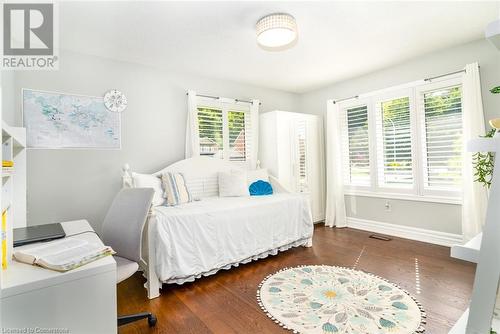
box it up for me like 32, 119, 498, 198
153, 193, 314, 284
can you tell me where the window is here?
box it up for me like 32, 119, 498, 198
196, 98, 252, 165
421, 86, 462, 191
339, 77, 463, 202
376, 96, 413, 187
198, 107, 224, 158
228, 110, 250, 162
341, 104, 370, 186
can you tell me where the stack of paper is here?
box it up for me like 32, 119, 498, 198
14, 237, 114, 272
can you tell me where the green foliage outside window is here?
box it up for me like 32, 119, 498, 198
346, 105, 370, 183
228, 111, 245, 147
198, 107, 223, 148
381, 97, 411, 185
197, 107, 246, 159
423, 87, 462, 187
380, 88, 462, 186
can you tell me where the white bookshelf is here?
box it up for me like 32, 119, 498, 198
451, 232, 481, 263
450, 308, 500, 333
449, 137, 500, 333
1, 121, 26, 271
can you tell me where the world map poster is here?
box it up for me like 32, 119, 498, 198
23, 89, 121, 149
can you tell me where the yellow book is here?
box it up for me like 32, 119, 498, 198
2, 210, 7, 270
2, 160, 13, 168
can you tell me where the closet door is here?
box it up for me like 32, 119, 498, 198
291, 115, 325, 222
259, 111, 325, 223
307, 116, 325, 222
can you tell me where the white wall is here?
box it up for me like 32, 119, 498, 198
2, 72, 15, 125
7, 50, 299, 232
298, 39, 500, 235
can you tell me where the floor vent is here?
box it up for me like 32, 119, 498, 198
369, 234, 392, 241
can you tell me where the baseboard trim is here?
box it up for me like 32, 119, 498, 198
346, 217, 463, 247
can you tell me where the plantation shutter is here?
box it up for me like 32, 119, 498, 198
296, 119, 308, 192
228, 110, 251, 162
376, 96, 413, 187
197, 107, 224, 159
421, 86, 463, 190
197, 104, 252, 164
341, 105, 370, 186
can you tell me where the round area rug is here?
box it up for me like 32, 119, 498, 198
257, 265, 425, 334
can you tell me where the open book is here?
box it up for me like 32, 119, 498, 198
13, 237, 114, 272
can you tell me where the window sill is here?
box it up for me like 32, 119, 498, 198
343, 190, 462, 205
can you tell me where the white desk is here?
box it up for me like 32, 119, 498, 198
1, 220, 117, 333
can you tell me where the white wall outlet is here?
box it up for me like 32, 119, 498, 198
384, 201, 391, 212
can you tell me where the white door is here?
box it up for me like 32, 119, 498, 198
291, 115, 325, 222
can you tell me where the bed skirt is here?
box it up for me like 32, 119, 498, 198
161, 237, 312, 285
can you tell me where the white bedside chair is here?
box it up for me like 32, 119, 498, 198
101, 188, 158, 328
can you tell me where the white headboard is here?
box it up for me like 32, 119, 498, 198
123, 157, 243, 198
153, 156, 236, 176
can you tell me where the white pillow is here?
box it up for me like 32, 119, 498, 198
247, 168, 269, 186
161, 172, 192, 206
183, 174, 219, 199
131, 172, 165, 206
218, 170, 249, 197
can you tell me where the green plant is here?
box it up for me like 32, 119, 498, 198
474, 129, 496, 188
473, 86, 500, 188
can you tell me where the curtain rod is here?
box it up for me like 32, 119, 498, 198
333, 95, 359, 104
187, 92, 261, 105
332, 67, 471, 104
423, 69, 466, 82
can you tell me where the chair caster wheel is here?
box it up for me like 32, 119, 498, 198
148, 314, 157, 327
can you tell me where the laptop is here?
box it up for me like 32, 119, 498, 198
13, 223, 66, 247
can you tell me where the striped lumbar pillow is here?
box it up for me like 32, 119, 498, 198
161, 172, 192, 206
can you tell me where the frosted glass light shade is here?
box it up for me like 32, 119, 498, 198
256, 13, 297, 49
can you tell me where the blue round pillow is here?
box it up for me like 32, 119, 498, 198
249, 180, 273, 196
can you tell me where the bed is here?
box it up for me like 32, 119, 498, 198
122, 157, 314, 299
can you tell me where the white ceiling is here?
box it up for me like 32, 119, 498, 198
60, 1, 499, 93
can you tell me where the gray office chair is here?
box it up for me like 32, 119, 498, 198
101, 188, 158, 328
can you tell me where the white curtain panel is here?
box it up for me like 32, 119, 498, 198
462, 62, 488, 242
325, 100, 347, 228
250, 100, 260, 169
185, 90, 200, 158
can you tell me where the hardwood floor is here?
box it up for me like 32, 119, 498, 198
117, 225, 475, 334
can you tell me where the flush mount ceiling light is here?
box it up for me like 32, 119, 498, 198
256, 13, 297, 50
